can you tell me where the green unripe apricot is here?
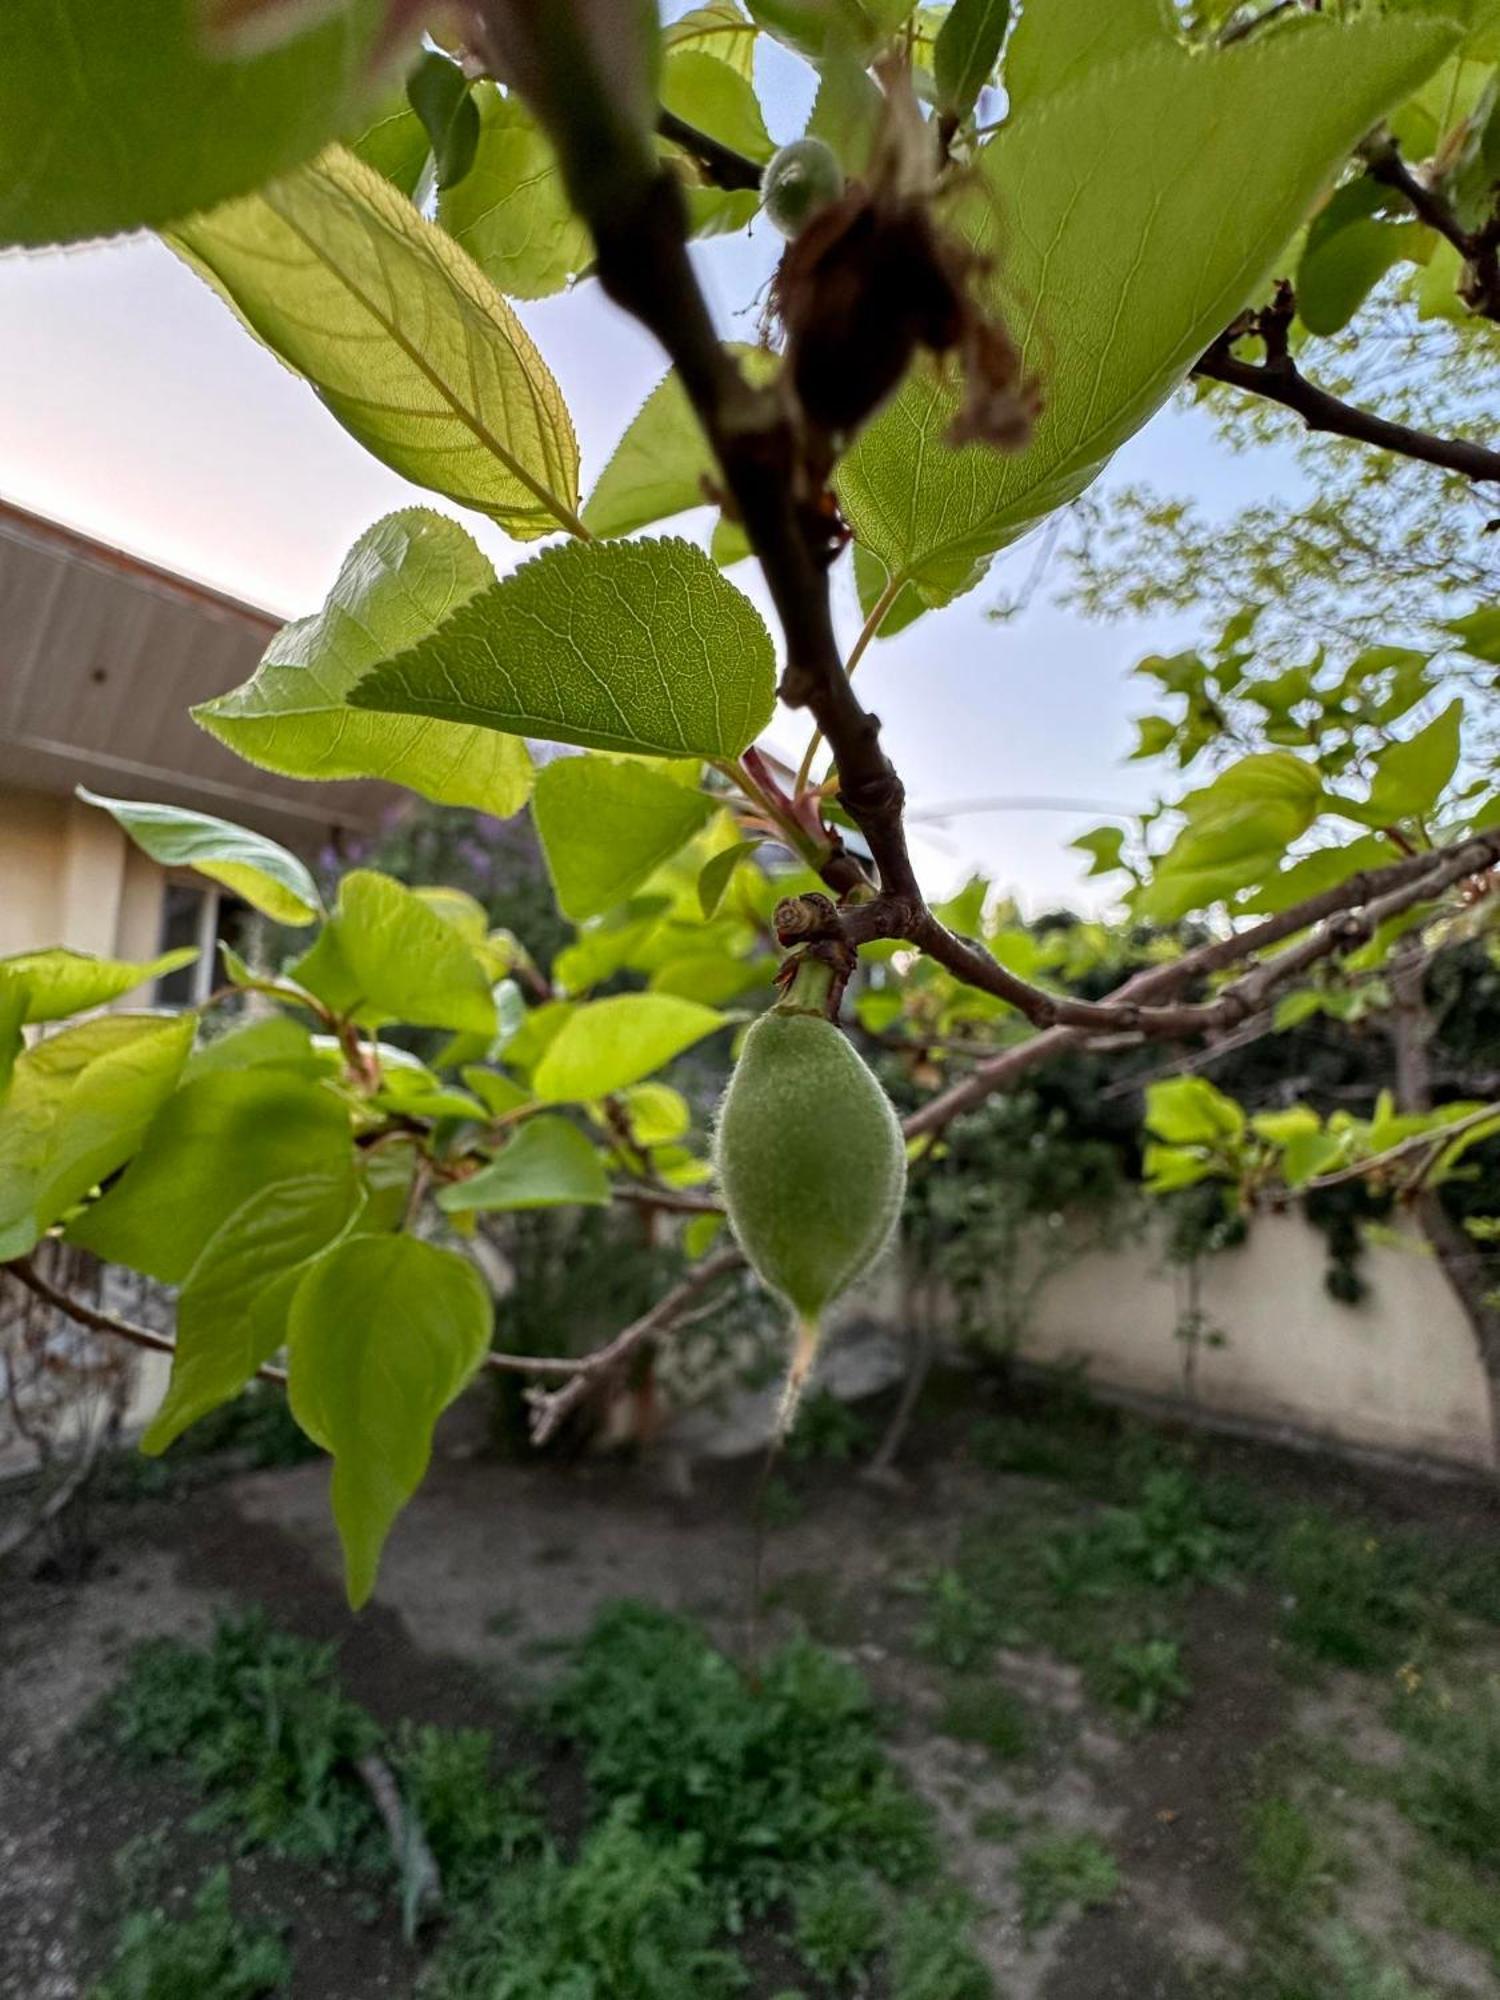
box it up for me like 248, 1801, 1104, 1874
714, 1008, 907, 1333
761, 136, 845, 239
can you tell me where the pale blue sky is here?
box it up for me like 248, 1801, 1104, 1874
0, 26, 1303, 910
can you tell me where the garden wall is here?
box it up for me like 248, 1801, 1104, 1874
1008, 1211, 1496, 1474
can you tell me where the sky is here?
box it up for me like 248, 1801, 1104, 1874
0, 30, 1304, 914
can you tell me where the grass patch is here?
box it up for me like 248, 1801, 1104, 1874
89, 1868, 289, 2000
107, 1611, 382, 1865
1242, 1794, 1344, 1922
1015, 1830, 1118, 1935
422, 1803, 740, 2000
548, 1600, 936, 1915
886, 1894, 995, 2000
1393, 1674, 1500, 1868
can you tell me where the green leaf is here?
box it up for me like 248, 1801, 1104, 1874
169, 146, 581, 540
935, 0, 1011, 119
439, 86, 593, 299
0, 947, 198, 1024
289, 870, 497, 1034
77, 788, 322, 925
0, 1015, 195, 1262
582, 350, 778, 540
406, 49, 480, 192
1145, 1076, 1246, 1148
611, 1082, 693, 1147
1004, 0, 1173, 106
142, 1168, 359, 1455
288, 1236, 492, 1606
1138, 753, 1325, 923
0, 979, 26, 1099
698, 839, 765, 918
1240, 834, 1395, 915
195, 511, 532, 819
437, 1115, 610, 1213
460, 1067, 533, 1117
183, 1015, 319, 1081
68, 1069, 355, 1284
807, 50, 884, 172
684, 1210, 726, 1257
1297, 177, 1414, 335
349, 537, 777, 760
746, 0, 877, 58
1335, 700, 1464, 828
533, 994, 724, 1102
1446, 605, 1500, 663
535, 757, 715, 922
661, 50, 774, 163
1072, 826, 1128, 879
348, 91, 433, 198
667, 1, 759, 75
0, 0, 390, 248
837, 14, 1457, 600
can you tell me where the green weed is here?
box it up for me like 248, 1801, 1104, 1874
422, 1803, 742, 2000
392, 1723, 544, 1900
1015, 1830, 1118, 1935
90, 1868, 290, 2000
916, 1570, 1008, 1672
886, 1895, 995, 2000
1242, 1794, 1343, 1920
1271, 1517, 1431, 1671
1394, 1675, 1500, 1867
107, 1611, 381, 1865
791, 1865, 882, 1984
548, 1601, 935, 1914
1100, 1638, 1190, 1725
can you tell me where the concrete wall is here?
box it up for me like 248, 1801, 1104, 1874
0, 784, 164, 969
1010, 1211, 1496, 1473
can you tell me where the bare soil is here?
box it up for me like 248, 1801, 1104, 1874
2, 1381, 1498, 1999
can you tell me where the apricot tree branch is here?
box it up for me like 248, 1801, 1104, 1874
1365, 136, 1500, 320
4, 1255, 287, 1385
1194, 344, 1500, 483
657, 108, 764, 192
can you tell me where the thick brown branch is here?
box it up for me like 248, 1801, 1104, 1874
1194, 348, 1500, 483
657, 108, 764, 193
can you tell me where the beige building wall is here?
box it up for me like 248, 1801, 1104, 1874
1014, 1211, 1496, 1473
0, 784, 164, 974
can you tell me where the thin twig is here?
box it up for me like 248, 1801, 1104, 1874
6, 1256, 287, 1384
1305, 1100, 1500, 1192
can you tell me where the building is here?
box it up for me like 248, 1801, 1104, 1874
0, 499, 397, 995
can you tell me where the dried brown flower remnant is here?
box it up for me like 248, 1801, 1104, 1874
770, 65, 1041, 456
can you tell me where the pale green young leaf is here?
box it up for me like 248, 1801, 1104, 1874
747, 0, 877, 58
684, 1210, 726, 1257
1003, 0, 1173, 107
182, 1015, 320, 1081
290, 870, 497, 1034
1145, 1075, 1247, 1148
439, 86, 593, 299
852, 544, 927, 640
348, 92, 433, 197
436, 1115, 610, 1213
698, 839, 765, 918
288, 1236, 492, 1605
142, 1170, 359, 1455
666, 1, 759, 77
533, 994, 725, 1102
0, 1015, 195, 1262
934, 0, 1011, 120
0, 979, 26, 1099
349, 538, 777, 760
1334, 700, 1464, 829
661, 50, 774, 163
837, 15, 1458, 601
1072, 826, 1127, 879
1142, 1142, 1222, 1194
534, 757, 715, 923
195, 511, 532, 819
68, 1069, 356, 1283
77, 788, 322, 924
0, 0, 389, 248
582, 351, 778, 540
169, 146, 582, 539
0, 947, 198, 1024
460, 1067, 533, 1117
807, 53, 883, 173
650, 952, 768, 1006
1137, 753, 1325, 923
1240, 834, 1394, 915
609, 1082, 693, 1147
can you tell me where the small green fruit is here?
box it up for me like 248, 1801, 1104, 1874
761, 137, 845, 239
714, 1007, 906, 1362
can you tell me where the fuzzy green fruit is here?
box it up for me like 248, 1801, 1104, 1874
714, 1008, 906, 1334
761, 136, 844, 238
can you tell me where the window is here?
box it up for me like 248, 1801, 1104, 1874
154, 881, 252, 1007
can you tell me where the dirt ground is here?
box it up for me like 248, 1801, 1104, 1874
3, 1379, 1498, 2000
